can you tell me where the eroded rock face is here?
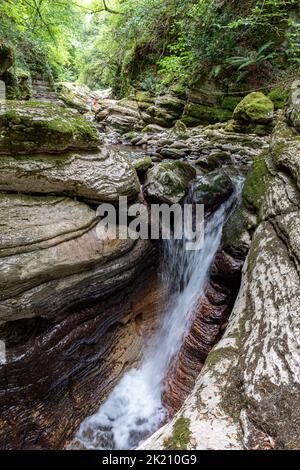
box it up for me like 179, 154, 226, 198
0, 264, 165, 449
143, 161, 196, 204
141, 108, 300, 451
0, 193, 155, 324
0, 101, 100, 154
0, 149, 140, 203
0, 190, 164, 448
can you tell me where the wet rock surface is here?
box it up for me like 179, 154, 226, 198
144, 161, 196, 204
0, 81, 296, 451
140, 87, 300, 451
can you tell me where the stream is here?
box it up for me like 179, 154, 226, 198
72, 174, 243, 450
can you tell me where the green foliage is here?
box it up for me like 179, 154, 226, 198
1, 0, 299, 94
225, 42, 278, 82
77, 0, 299, 95
0, 0, 84, 80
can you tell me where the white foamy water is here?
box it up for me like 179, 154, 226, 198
73, 182, 241, 450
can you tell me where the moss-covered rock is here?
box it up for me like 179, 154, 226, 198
0, 149, 140, 203
57, 82, 99, 113
172, 119, 188, 135
15, 69, 32, 100
169, 83, 187, 100
164, 417, 191, 450
233, 92, 274, 124
285, 80, 300, 133
155, 95, 185, 114
191, 170, 234, 212
142, 124, 166, 134
242, 152, 271, 214
0, 101, 100, 154
225, 118, 274, 136
133, 156, 153, 175
268, 87, 288, 110
144, 161, 196, 204
182, 103, 232, 126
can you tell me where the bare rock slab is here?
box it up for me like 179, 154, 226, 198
0, 149, 140, 203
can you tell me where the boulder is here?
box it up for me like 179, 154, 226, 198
133, 156, 153, 176
96, 99, 147, 132
0, 149, 140, 203
57, 82, 100, 112
0, 101, 100, 154
233, 92, 274, 124
144, 161, 196, 204
191, 170, 234, 212
226, 92, 274, 135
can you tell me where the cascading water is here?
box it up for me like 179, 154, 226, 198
73, 180, 242, 450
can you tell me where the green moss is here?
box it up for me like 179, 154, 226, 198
233, 92, 274, 124
268, 88, 288, 110
133, 156, 153, 173
242, 152, 271, 213
204, 346, 236, 370
221, 96, 242, 111
164, 417, 192, 450
182, 103, 232, 126
225, 118, 273, 136
169, 83, 187, 99
0, 101, 99, 153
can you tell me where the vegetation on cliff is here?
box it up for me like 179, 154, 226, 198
1, 1, 299, 97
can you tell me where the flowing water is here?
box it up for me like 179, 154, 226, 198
73, 180, 242, 450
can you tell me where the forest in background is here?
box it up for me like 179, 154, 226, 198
0, 0, 299, 96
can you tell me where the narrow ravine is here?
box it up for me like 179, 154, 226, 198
72, 179, 242, 450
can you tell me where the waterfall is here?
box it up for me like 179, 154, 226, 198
73, 180, 242, 450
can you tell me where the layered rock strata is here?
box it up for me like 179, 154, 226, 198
0, 101, 163, 449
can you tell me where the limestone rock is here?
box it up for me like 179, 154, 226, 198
141, 116, 300, 451
191, 170, 234, 212
57, 82, 101, 112
0, 101, 100, 154
285, 81, 300, 133
0, 149, 140, 203
0, 191, 159, 326
144, 161, 196, 204
0, 260, 164, 449
133, 156, 153, 175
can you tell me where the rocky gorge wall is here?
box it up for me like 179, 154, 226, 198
0, 78, 298, 450
141, 82, 300, 450
0, 100, 166, 449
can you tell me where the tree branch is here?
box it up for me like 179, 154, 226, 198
75, 0, 122, 15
